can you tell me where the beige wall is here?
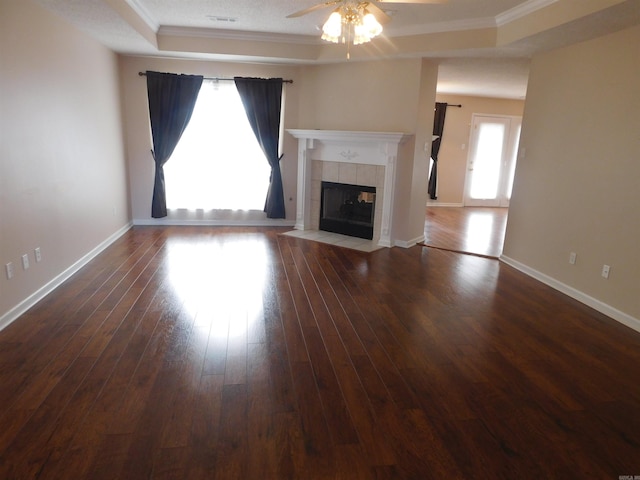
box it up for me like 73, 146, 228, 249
406, 60, 439, 243
0, 0, 130, 324
432, 94, 525, 205
503, 24, 640, 322
297, 59, 424, 132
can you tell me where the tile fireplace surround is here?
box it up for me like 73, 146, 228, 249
287, 130, 413, 248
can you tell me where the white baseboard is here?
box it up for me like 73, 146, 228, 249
133, 219, 295, 227
500, 255, 640, 334
426, 202, 464, 207
0, 223, 133, 332
394, 235, 425, 249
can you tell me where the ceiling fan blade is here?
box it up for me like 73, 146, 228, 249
365, 2, 392, 24
286, 1, 341, 18
376, 0, 448, 4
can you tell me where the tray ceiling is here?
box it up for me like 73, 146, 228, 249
32, 0, 640, 99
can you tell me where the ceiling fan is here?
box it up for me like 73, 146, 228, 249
287, 0, 448, 52
287, 0, 448, 22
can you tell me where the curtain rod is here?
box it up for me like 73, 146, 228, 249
446, 103, 462, 108
138, 71, 293, 83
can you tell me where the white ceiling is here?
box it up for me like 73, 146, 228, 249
33, 0, 640, 99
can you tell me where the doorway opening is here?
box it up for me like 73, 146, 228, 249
424, 114, 522, 258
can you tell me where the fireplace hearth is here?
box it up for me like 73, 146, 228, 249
320, 181, 376, 240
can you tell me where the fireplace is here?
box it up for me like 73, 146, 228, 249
320, 181, 376, 240
287, 130, 413, 248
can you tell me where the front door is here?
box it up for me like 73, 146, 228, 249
463, 114, 521, 207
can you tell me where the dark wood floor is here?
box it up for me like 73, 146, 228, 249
1, 226, 640, 479
424, 207, 508, 258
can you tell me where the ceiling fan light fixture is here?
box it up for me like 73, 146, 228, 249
353, 22, 370, 45
321, 5, 383, 47
362, 12, 383, 37
321, 10, 342, 43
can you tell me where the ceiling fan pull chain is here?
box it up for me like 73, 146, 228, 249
347, 20, 351, 59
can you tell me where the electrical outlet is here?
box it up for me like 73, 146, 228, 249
569, 252, 577, 265
5, 262, 14, 279
22, 254, 30, 270
601, 264, 610, 279
35, 247, 42, 262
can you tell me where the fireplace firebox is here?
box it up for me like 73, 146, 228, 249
320, 181, 376, 240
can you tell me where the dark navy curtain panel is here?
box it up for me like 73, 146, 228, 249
428, 102, 448, 200
146, 71, 203, 218
234, 77, 286, 219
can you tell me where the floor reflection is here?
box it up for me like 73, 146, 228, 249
424, 207, 508, 258
463, 211, 494, 254
165, 234, 269, 338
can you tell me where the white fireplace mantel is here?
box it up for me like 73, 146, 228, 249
287, 129, 413, 248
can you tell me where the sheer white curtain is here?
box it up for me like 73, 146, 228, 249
164, 80, 270, 210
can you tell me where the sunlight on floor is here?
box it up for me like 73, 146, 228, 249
165, 235, 268, 338
463, 211, 494, 254
424, 207, 507, 258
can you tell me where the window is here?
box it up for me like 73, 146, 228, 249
164, 80, 270, 210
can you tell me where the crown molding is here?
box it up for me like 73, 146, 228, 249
143, 0, 561, 45
126, 0, 160, 31
321, 0, 560, 38
389, 16, 497, 37
157, 26, 320, 45
496, 0, 559, 27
